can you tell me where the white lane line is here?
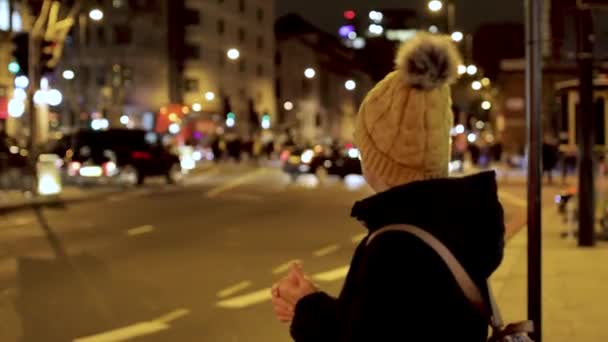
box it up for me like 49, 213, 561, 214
351, 232, 367, 244
74, 308, 190, 342
272, 259, 299, 275
206, 169, 267, 198
216, 288, 272, 309
217, 280, 253, 298
498, 191, 527, 208
312, 265, 350, 282
312, 244, 340, 257
126, 225, 155, 237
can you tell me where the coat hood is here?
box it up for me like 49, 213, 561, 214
351, 171, 505, 281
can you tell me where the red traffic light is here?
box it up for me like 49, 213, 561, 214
344, 10, 356, 20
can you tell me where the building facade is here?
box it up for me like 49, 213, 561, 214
181, 0, 276, 137
59, 0, 170, 130
275, 14, 373, 144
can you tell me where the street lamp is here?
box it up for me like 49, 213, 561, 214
284, 101, 294, 111
345, 80, 356, 91
428, 25, 439, 34
457, 64, 467, 75
428, 0, 443, 12
227, 48, 240, 60
304, 68, 316, 79
481, 100, 492, 110
451, 31, 464, 42
481, 77, 491, 87
120, 115, 130, 125
89, 8, 104, 21
205, 91, 215, 101
466, 64, 478, 75
192, 103, 202, 112
471, 81, 482, 91
62, 70, 75, 80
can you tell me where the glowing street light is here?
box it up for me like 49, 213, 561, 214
89, 8, 104, 21
120, 115, 130, 125
481, 77, 491, 87
205, 91, 216, 101
8, 99, 25, 118
428, 0, 443, 12
428, 25, 439, 34
481, 100, 492, 110
369, 11, 383, 22
227, 48, 240, 60
192, 103, 202, 112
471, 81, 482, 91
345, 80, 356, 91
169, 123, 180, 134
14, 75, 29, 89
284, 101, 294, 111
13, 88, 26, 101
451, 31, 464, 42
368, 24, 384, 35
8, 61, 20, 74
466, 65, 478, 75
62, 70, 75, 80
458, 65, 467, 75
304, 67, 316, 79
47, 89, 63, 106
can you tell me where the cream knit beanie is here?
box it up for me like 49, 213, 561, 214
354, 32, 462, 188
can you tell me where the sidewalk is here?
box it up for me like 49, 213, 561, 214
0, 186, 118, 214
491, 207, 608, 341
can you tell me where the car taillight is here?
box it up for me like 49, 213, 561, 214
131, 151, 151, 160
103, 161, 117, 176
68, 161, 81, 176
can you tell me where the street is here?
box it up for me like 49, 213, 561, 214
0, 164, 530, 342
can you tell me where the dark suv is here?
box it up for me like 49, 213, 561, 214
66, 129, 182, 186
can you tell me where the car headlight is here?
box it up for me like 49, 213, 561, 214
301, 150, 314, 164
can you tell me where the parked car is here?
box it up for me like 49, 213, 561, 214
282, 144, 362, 180
66, 129, 182, 186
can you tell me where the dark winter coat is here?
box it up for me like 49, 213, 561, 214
290, 171, 505, 341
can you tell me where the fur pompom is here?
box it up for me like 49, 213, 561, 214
394, 32, 462, 91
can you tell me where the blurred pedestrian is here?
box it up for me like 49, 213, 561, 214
542, 134, 559, 185
272, 33, 509, 341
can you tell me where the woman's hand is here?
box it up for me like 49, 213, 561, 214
271, 263, 319, 323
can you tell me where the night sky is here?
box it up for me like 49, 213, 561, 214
276, 0, 524, 36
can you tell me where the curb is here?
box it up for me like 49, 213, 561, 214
0, 190, 118, 215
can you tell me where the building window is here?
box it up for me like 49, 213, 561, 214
184, 8, 200, 26
238, 28, 245, 43
96, 66, 106, 86
239, 59, 246, 73
113, 25, 132, 45
217, 19, 225, 35
184, 78, 199, 92
185, 43, 200, 59
256, 64, 263, 77
257, 7, 263, 22
96, 27, 106, 45
239, 0, 245, 13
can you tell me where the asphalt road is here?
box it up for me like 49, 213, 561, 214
0, 164, 530, 342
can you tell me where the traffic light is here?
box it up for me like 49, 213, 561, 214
261, 114, 270, 129
40, 39, 58, 75
11, 33, 29, 76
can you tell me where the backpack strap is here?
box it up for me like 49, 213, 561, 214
366, 224, 535, 339
366, 224, 488, 315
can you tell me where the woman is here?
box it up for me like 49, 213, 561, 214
271, 33, 505, 341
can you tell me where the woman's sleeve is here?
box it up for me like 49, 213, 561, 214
289, 291, 340, 342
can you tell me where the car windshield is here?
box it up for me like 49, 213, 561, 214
0, 2, 595, 342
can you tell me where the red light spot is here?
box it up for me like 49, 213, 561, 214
132, 151, 152, 160
344, 10, 356, 20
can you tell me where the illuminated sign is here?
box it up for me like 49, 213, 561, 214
385, 29, 417, 42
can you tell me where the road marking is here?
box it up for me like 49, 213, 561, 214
216, 288, 272, 309
312, 265, 350, 282
74, 308, 190, 342
217, 280, 253, 298
498, 191, 527, 208
206, 169, 267, 198
351, 232, 367, 244
126, 225, 155, 236
313, 244, 340, 257
272, 259, 299, 275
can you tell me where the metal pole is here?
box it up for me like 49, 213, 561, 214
577, 6, 596, 247
525, 0, 543, 340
